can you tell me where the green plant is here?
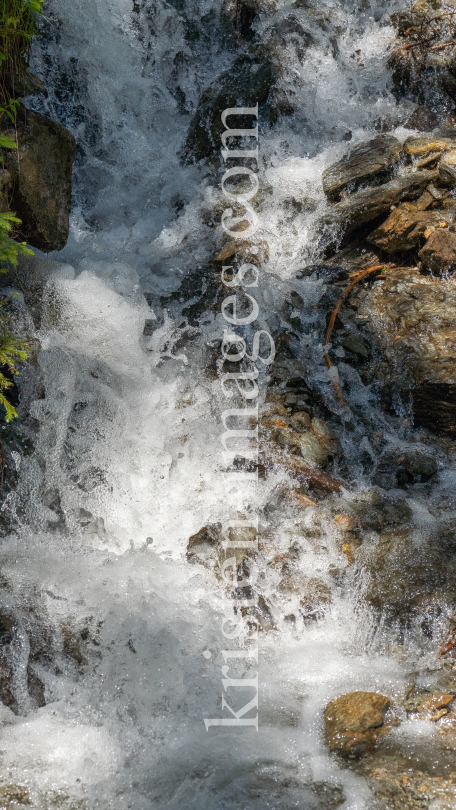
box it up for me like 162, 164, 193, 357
0, 1, 41, 423
0, 0, 44, 73
0, 138, 33, 422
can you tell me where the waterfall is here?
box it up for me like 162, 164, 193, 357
0, 0, 451, 808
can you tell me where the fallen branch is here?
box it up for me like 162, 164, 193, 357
439, 628, 456, 658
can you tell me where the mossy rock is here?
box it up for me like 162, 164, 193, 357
2, 106, 76, 252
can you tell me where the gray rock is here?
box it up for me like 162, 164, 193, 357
341, 333, 369, 358
297, 432, 329, 468
182, 52, 278, 163
326, 244, 380, 274
373, 445, 437, 489
322, 171, 439, 238
440, 161, 456, 186
322, 135, 403, 203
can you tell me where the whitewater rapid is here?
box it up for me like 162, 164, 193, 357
0, 0, 446, 807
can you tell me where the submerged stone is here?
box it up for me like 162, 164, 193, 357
373, 444, 438, 489
182, 52, 277, 163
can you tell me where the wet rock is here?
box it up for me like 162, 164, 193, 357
324, 691, 392, 758
341, 332, 369, 358
322, 135, 403, 203
299, 578, 332, 621
287, 460, 343, 495
415, 189, 435, 210
334, 514, 355, 532
241, 594, 277, 632
360, 268, 456, 434
297, 432, 329, 468
440, 160, 456, 186
418, 227, 456, 271
186, 523, 222, 566
325, 245, 380, 275
404, 136, 452, 159
322, 171, 439, 238
406, 691, 454, 721
290, 491, 318, 509
367, 206, 438, 252
182, 52, 277, 163
272, 423, 329, 468
361, 524, 456, 618
289, 411, 311, 431
413, 381, 456, 435
373, 445, 438, 489
310, 417, 340, 456
215, 239, 269, 263
270, 357, 307, 385
2, 107, 76, 252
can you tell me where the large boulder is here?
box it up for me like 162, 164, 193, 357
182, 52, 278, 164
359, 268, 456, 434
2, 107, 76, 252
324, 691, 392, 758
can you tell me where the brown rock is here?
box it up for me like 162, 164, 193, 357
334, 514, 355, 532
415, 190, 435, 210
360, 268, 456, 434
367, 207, 438, 252
215, 239, 269, 263
186, 523, 222, 566
404, 137, 449, 158
322, 171, 439, 238
360, 269, 456, 385
341, 542, 357, 563
324, 691, 391, 758
280, 457, 343, 495
289, 411, 312, 431
322, 135, 403, 203
419, 228, 456, 271
2, 107, 76, 252
290, 492, 318, 509
416, 693, 454, 720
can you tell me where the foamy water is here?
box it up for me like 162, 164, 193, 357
0, 0, 449, 807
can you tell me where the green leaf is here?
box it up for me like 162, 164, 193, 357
0, 135, 16, 149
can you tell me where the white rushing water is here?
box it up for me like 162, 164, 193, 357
0, 0, 452, 807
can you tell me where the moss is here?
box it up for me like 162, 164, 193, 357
0, 0, 43, 103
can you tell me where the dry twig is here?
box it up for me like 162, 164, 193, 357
323, 264, 387, 407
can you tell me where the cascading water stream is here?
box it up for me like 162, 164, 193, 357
0, 0, 455, 808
